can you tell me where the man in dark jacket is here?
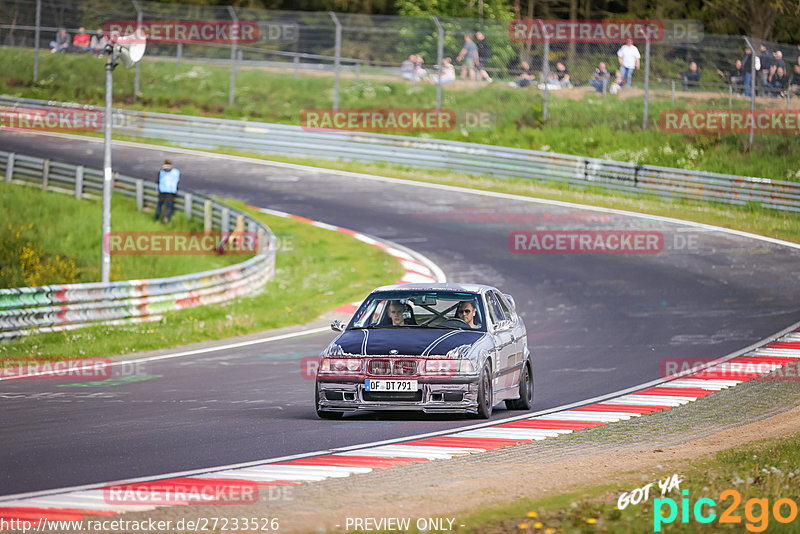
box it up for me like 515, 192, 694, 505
475, 31, 492, 83
742, 47, 753, 96
759, 44, 773, 95
683, 61, 701, 90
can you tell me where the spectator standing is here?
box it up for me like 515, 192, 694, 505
155, 159, 180, 224
683, 61, 701, 91
729, 59, 744, 93
758, 44, 773, 95
72, 27, 90, 53
589, 61, 610, 93
617, 38, 640, 88
774, 50, 786, 72
456, 34, 478, 81
475, 31, 492, 83
742, 47, 753, 96
50, 28, 70, 53
90, 29, 109, 56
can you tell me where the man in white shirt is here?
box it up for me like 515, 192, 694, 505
617, 38, 641, 88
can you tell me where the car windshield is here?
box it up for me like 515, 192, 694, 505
350, 291, 486, 331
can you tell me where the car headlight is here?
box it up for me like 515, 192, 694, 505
319, 358, 363, 375
423, 359, 475, 376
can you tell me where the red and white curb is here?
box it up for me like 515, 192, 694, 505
249, 206, 446, 315
2, 328, 799, 526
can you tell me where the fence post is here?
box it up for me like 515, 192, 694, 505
542, 24, 550, 120
432, 16, 444, 110
33, 0, 41, 82
5, 153, 15, 183
135, 179, 143, 211
132, 0, 142, 102
177, 43, 183, 69
221, 207, 230, 234
204, 199, 212, 233
293, 55, 299, 79
355, 61, 360, 83
729, 85, 733, 108
671, 80, 675, 103
258, 227, 266, 253
184, 192, 192, 219
329, 12, 342, 111
642, 36, 650, 129
227, 6, 238, 108
75, 165, 84, 199
41, 159, 50, 190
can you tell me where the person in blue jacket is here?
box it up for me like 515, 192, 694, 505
155, 159, 180, 223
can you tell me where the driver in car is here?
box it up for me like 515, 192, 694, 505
456, 301, 479, 328
387, 300, 406, 326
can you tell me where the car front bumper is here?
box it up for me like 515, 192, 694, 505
316, 378, 481, 414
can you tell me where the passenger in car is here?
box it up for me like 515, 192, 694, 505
386, 300, 416, 326
456, 301, 479, 328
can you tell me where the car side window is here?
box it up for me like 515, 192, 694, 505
486, 292, 506, 326
494, 291, 514, 321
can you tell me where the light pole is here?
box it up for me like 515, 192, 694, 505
101, 33, 146, 283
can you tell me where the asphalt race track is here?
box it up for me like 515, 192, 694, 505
1, 132, 799, 496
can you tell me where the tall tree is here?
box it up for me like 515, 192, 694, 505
702, 0, 800, 40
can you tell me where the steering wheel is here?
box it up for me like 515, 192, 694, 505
438, 318, 470, 328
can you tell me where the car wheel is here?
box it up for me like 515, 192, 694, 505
315, 384, 343, 419
505, 361, 533, 410
476, 362, 493, 419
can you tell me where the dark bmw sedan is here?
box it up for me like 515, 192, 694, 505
315, 283, 532, 419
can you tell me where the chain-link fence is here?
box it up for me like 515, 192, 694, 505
2, 0, 799, 134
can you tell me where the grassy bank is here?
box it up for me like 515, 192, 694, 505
0, 196, 404, 358
0, 182, 243, 287
458, 432, 800, 533
2, 48, 799, 181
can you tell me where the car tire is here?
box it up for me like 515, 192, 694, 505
505, 360, 533, 410
476, 362, 493, 419
315, 385, 343, 419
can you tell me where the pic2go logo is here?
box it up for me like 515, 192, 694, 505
654, 489, 799, 532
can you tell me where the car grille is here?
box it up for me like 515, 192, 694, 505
367, 358, 417, 376
363, 390, 423, 402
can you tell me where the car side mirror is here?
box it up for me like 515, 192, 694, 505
331, 320, 345, 332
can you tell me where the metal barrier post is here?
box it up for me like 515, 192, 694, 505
258, 228, 266, 253
75, 165, 84, 199
227, 6, 238, 108
177, 43, 183, 69
293, 55, 299, 79
132, 0, 142, 101
33, 0, 41, 82
221, 207, 230, 234
5, 153, 14, 183
671, 80, 675, 103
184, 192, 192, 219
135, 179, 143, 210
355, 62, 360, 83
204, 199, 212, 233
41, 159, 50, 190
330, 12, 342, 111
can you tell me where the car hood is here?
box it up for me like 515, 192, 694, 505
332, 328, 485, 357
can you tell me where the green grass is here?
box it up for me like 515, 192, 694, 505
373, 432, 800, 533
0, 195, 404, 358
0, 182, 243, 287
3, 48, 800, 181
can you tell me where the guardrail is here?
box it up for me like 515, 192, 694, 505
2, 96, 799, 213
0, 150, 277, 341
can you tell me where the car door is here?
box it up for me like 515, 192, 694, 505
485, 291, 516, 396
495, 291, 525, 385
